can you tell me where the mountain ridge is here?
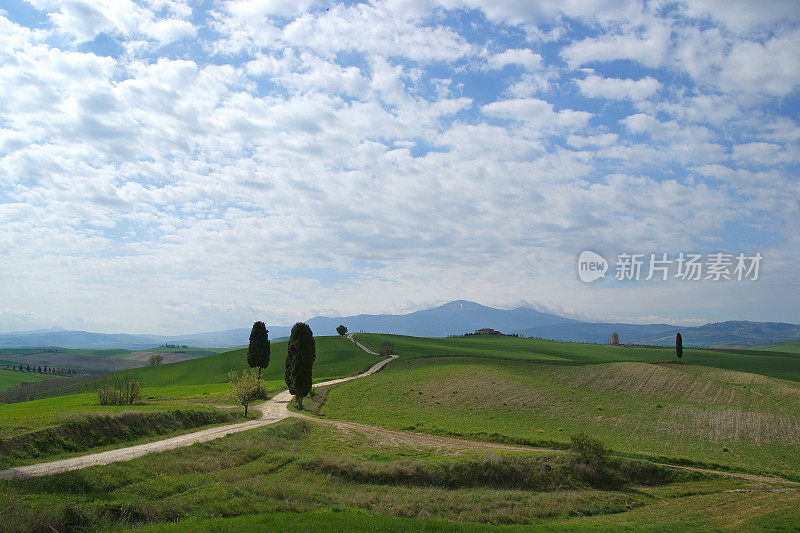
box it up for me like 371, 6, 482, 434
1, 301, 798, 349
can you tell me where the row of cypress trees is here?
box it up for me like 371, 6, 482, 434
246, 320, 316, 409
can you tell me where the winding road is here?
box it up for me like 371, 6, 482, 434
0, 334, 395, 480
2, 334, 799, 488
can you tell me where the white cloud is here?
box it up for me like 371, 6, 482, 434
0, 2, 798, 333
28, 0, 195, 44
487, 48, 542, 70
482, 98, 592, 132
716, 30, 800, 96
560, 22, 670, 68
576, 73, 661, 100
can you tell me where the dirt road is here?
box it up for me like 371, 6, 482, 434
0, 335, 394, 479
2, 335, 798, 488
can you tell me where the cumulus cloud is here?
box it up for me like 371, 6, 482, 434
576, 73, 660, 101
0, 0, 798, 333
487, 48, 542, 70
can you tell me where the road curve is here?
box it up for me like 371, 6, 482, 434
3, 335, 798, 488
0, 334, 396, 479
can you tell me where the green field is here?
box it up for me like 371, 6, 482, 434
750, 341, 800, 354
4, 333, 800, 531
146, 346, 222, 357
0, 336, 377, 441
355, 334, 800, 381
318, 355, 800, 478
117, 335, 378, 388
0, 369, 51, 391
3, 418, 798, 532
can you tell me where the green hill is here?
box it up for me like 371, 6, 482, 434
354, 333, 800, 381
117, 335, 378, 388
0, 369, 51, 391
749, 341, 800, 354
319, 355, 800, 478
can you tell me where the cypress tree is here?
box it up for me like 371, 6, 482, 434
285, 322, 316, 410
676, 332, 683, 360
247, 321, 270, 381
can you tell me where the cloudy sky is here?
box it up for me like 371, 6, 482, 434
1, 0, 799, 334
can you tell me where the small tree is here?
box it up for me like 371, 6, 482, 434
611, 332, 619, 345
148, 354, 164, 366
285, 322, 316, 410
676, 332, 683, 360
247, 321, 270, 382
229, 369, 261, 416
379, 341, 394, 356
336, 324, 348, 336
123, 378, 142, 404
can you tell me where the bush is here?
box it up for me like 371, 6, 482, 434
570, 432, 608, 465
229, 369, 262, 416
148, 354, 163, 366
0, 409, 242, 468
97, 378, 143, 406
379, 341, 394, 357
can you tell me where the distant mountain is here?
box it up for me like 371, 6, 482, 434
520, 320, 800, 347
0, 330, 162, 350
306, 300, 576, 337
1, 301, 798, 349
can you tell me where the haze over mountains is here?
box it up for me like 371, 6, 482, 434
1, 301, 799, 349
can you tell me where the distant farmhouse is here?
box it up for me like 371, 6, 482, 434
474, 328, 502, 335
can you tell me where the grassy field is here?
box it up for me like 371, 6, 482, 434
4, 418, 798, 532
0, 336, 377, 441
145, 346, 222, 357
116, 335, 378, 388
4, 333, 800, 531
750, 341, 800, 354
354, 334, 800, 381
0, 369, 51, 391
319, 356, 800, 478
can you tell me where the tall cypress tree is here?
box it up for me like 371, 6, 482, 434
676, 332, 683, 360
285, 322, 316, 410
247, 321, 270, 381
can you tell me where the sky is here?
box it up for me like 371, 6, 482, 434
1, 0, 799, 335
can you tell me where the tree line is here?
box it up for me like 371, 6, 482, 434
2, 364, 76, 375
231, 320, 318, 415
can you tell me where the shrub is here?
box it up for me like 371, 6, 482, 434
379, 341, 394, 357
97, 385, 121, 406
148, 354, 163, 366
229, 369, 262, 416
570, 432, 608, 465
97, 378, 143, 406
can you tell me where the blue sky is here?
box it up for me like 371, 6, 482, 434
0, 0, 799, 334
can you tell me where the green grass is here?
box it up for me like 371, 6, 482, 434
355, 334, 800, 381
0, 335, 377, 441
0, 408, 250, 469
145, 346, 221, 357
319, 355, 800, 478
6, 418, 794, 533
117, 335, 379, 388
749, 341, 800, 354
0, 369, 52, 391
0, 393, 209, 439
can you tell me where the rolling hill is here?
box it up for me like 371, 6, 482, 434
2, 300, 798, 349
